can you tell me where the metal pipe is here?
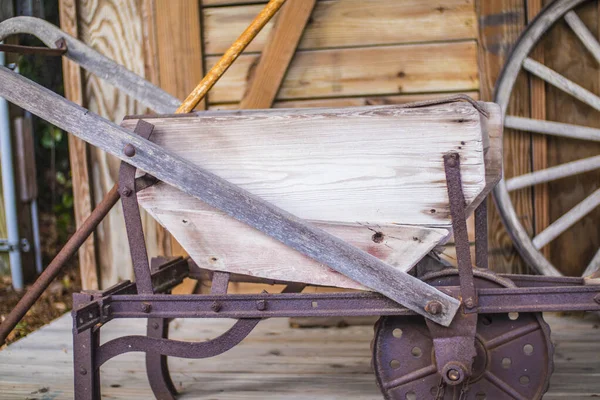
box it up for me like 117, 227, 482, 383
30, 198, 42, 273
0, 50, 23, 290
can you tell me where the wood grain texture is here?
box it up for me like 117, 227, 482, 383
206, 41, 479, 104
59, 0, 99, 290
0, 313, 598, 399
203, 0, 477, 55
0, 69, 462, 323
239, 0, 316, 109
130, 102, 499, 289
211, 92, 481, 110
148, 205, 449, 290
544, 1, 600, 276
527, 0, 550, 259
477, 0, 531, 274
76, 0, 164, 288
152, 0, 205, 259
124, 103, 491, 227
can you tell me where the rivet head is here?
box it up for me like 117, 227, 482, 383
594, 294, 600, 304
121, 187, 132, 197
256, 299, 266, 311
123, 143, 136, 157
80, 367, 88, 375
211, 301, 221, 312
425, 300, 442, 315
152, 322, 159, 330
447, 369, 460, 381
464, 298, 475, 309
141, 303, 151, 313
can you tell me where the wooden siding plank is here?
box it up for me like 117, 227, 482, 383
203, 0, 476, 55
206, 41, 479, 104
477, 0, 531, 274
153, 0, 205, 261
76, 0, 164, 288
58, 0, 98, 290
239, 0, 316, 109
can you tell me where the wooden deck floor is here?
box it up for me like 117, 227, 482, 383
0, 313, 598, 399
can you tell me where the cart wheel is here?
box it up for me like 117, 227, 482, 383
372, 270, 554, 400
493, 0, 600, 277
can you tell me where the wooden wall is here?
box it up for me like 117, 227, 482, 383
62, 0, 599, 288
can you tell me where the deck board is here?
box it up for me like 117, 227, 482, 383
0, 313, 598, 399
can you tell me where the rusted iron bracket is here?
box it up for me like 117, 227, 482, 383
444, 152, 477, 309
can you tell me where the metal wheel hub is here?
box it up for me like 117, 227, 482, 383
373, 272, 554, 399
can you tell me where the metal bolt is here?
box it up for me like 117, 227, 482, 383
464, 298, 475, 309
102, 304, 112, 316
256, 299, 266, 311
152, 322, 159, 330
123, 143, 136, 157
425, 300, 443, 315
141, 303, 152, 313
80, 367, 87, 376
121, 187, 132, 197
447, 369, 460, 382
211, 301, 222, 312
594, 294, 600, 304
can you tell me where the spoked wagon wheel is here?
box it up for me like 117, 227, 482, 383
494, 0, 600, 277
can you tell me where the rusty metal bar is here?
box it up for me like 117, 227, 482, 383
0, 176, 156, 345
0, 38, 67, 56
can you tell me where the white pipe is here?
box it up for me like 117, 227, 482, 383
0, 50, 23, 289
30, 198, 42, 274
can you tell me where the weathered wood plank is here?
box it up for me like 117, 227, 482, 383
59, 0, 99, 290
0, 313, 597, 399
203, 0, 476, 55
76, 0, 165, 288
239, 0, 316, 109
527, 0, 550, 260
152, 0, 205, 262
206, 41, 479, 104
477, 0, 532, 274
124, 103, 491, 227
0, 68, 461, 324
143, 203, 450, 289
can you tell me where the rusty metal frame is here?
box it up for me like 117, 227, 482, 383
69, 148, 600, 400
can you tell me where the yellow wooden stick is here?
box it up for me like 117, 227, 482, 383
176, 0, 287, 113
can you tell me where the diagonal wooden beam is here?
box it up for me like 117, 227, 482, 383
240, 0, 316, 109
0, 66, 460, 326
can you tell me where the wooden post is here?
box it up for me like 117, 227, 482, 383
477, 0, 532, 274
59, 0, 99, 290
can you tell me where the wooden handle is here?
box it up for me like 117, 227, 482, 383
176, 0, 287, 113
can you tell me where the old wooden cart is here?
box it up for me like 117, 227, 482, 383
0, 3, 599, 398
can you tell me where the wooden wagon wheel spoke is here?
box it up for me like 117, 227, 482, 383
583, 248, 600, 276
564, 11, 600, 64
522, 57, 600, 111
504, 116, 600, 141
493, 0, 600, 277
505, 155, 600, 191
532, 188, 600, 250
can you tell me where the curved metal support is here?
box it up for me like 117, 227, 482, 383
0, 16, 180, 114
146, 318, 178, 400
96, 318, 260, 367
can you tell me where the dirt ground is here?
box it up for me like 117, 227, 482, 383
0, 262, 80, 348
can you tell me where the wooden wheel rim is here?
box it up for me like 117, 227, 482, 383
493, 0, 596, 277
